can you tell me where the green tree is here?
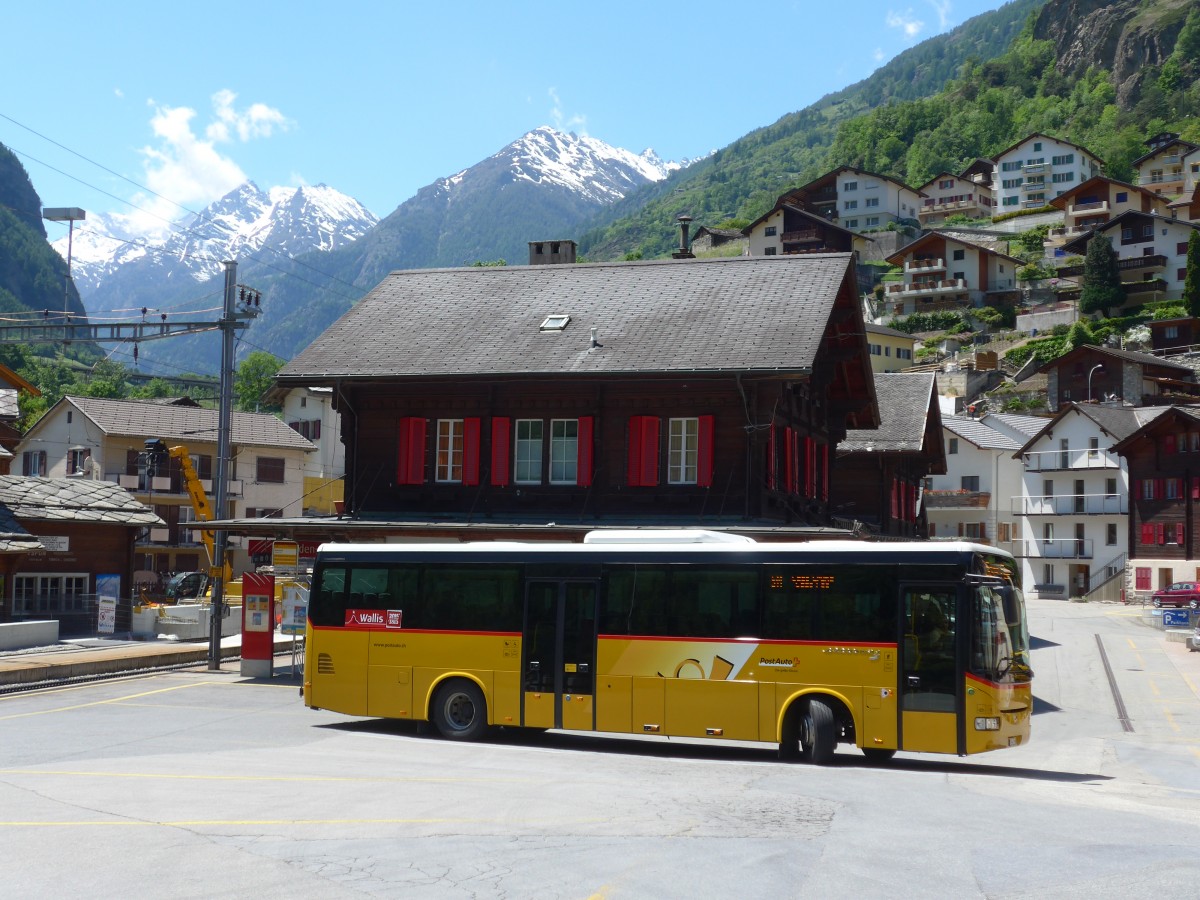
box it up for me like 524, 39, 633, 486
1067, 320, 1095, 349
1079, 235, 1123, 317
1184, 230, 1200, 319
234, 351, 284, 413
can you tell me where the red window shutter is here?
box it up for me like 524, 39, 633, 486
784, 428, 796, 494
1166, 434, 1176, 454
577, 416, 594, 487
1141, 522, 1155, 544
1135, 567, 1151, 590
767, 424, 777, 491
627, 416, 659, 486
1178, 523, 1186, 545
491, 417, 511, 486
697, 415, 714, 487
461, 418, 481, 486
396, 417, 426, 485
821, 444, 829, 501
1193, 477, 1199, 500
1156, 523, 1166, 545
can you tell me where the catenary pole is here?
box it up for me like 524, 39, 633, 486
209, 260, 238, 669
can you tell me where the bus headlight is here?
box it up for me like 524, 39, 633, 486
974, 717, 1001, 731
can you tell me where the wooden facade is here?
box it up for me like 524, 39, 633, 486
1113, 407, 1200, 566
277, 255, 878, 540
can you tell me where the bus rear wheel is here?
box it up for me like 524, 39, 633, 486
799, 698, 836, 765
431, 679, 488, 741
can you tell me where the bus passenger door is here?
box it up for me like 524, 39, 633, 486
900, 585, 961, 755
522, 580, 597, 731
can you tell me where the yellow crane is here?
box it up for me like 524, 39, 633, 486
169, 444, 232, 584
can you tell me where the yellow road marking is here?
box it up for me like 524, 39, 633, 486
0, 680, 293, 720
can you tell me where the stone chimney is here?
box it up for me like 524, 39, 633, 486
528, 240, 577, 265
672, 215, 695, 259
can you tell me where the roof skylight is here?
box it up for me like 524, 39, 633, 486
540, 314, 570, 332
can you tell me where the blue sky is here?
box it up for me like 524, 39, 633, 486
3, 0, 1010, 240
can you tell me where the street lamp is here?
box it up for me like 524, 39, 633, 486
1088, 363, 1105, 402
42, 207, 86, 346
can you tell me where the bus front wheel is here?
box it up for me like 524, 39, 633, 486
431, 679, 488, 741
799, 699, 836, 765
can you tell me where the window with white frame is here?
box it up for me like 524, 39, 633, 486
436, 419, 464, 483
549, 419, 578, 484
844, 181, 858, 191
14, 574, 89, 614
668, 417, 700, 484
67, 447, 91, 474
865, 197, 879, 208
845, 200, 858, 210
514, 419, 543, 483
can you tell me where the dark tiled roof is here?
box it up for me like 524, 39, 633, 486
66, 396, 315, 451
840, 373, 936, 452
0, 503, 42, 553
278, 255, 855, 381
943, 416, 1022, 450
1077, 404, 1170, 441
0, 476, 163, 525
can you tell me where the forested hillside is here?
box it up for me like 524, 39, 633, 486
0, 144, 90, 321
579, 0, 1200, 260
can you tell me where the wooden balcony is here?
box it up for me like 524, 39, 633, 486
924, 490, 990, 509
1056, 255, 1167, 279
885, 277, 968, 297
780, 228, 821, 243
905, 258, 945, 274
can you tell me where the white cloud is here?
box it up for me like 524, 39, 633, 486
927, 0, 952, 30
886, 9, 926, 39
548, 87, 586, 134
206, 89, 291, 143
114, 87, 124, 99
873, 47, 887, 62
124, 91, 290, 234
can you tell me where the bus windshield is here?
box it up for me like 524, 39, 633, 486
969, 582, 1032, 684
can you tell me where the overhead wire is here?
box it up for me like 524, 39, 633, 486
2, 113, 373, 305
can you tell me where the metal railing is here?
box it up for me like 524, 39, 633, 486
1010, 538, 1093, 559
1011, 493, 1127, 515
1022, 448, 1122, 471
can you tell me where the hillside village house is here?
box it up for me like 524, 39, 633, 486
924, 415, 1027, 549
1132, 133, 1198, 200
864, 323, 916, 374
992, 133, 1103, 212
915, 170, 996, 227
14, 396, 316, 577
883, 230, 1023, 317
0, 477, 161, 632
1047, 176, 1171, 242
1111, 405, 1200, 600
783, 167, 924, 233
272, 254, 879, 541
1012, 403, 1158, 601
1039, 344, 1199, 412
831, 373, 944, 539
742, 194, 874, 258
1058, 212, 1200, 307
1165, 143, 1200, 221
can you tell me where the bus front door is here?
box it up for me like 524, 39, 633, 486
900, 585, 961, 754
522, 580, 597, 732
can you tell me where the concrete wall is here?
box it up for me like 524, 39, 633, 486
0, 620, 59, 651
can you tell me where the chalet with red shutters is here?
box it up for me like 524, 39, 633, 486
1111, 405, 1200, 599
273, 253, 878, 540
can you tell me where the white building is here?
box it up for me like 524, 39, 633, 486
14, 395, 316, 576
925, 416, 1025, 549
1011, 403, 1163, 601
280, 386, 345, 515
883, 230, 1023, 316
1132, 132, 1198, 200
993, 133, 1103, 213
1059, 211, 1200, 304
788, 166, 925, 233
915, 170, 996, 226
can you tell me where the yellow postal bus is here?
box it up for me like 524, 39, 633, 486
304, 531, 1031, 763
